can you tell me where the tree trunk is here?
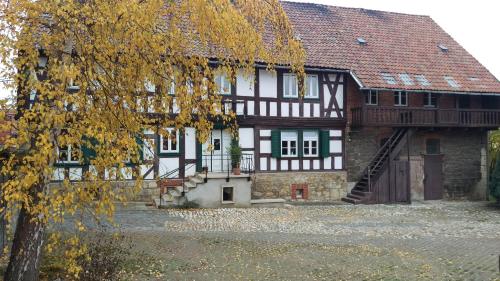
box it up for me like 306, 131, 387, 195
4, 203, 46, 281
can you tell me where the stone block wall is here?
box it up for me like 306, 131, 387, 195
252, 171, 347, 201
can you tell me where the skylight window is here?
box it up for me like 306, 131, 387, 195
444, 76, 460, 88
357, 37, 366, 45
438, 44, 448, 52
399, 73, 414, 86
468, 77, 480, 81
415, 75, 431, 86
381, 73, 397, 85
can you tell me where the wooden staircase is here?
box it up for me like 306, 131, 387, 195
342, 128, 412, 204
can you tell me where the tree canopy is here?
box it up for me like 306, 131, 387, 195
0, 0, 305, 279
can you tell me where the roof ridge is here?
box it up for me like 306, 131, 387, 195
280, 0, 431, 18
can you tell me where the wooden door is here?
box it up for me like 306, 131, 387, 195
202, 129, 231, 172
424, 154, 444, 200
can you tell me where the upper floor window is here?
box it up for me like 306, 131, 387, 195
394, 91, 408, 106
215, 74, 231, 96
58, 145, 79, 163
365, 90, 378, 105
303, 131, 319, 157
160, 128, 179, 153
426, 139, 440, 154
281, 131, 298, 157
283, 73, 298, 98
304, 74, 319, 99
424, 93, 437, 107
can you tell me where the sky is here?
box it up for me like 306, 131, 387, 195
1, 0, 499, 98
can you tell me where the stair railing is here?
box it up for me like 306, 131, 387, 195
157, 162, 196, 208
365, 128, 407, 192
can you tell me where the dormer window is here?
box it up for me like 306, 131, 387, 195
357, 37, 367, 45
381, 73, 397, 85
399, 74, 414, 86
438, 44, 449, 52
444, 76, 460, 88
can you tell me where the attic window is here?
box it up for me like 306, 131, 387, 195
444, 76, 460, 88
438, 44, 449, 52
469, 77, 480, 81
399, 74, 414, 86
357, 37, 367, 45
381, 73, 397, 85
415, 75, 431, 86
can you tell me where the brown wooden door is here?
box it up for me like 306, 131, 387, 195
424, 154, 444, 200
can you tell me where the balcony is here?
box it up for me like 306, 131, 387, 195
351, 106, 500, 128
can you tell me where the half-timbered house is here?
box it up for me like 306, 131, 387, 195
51, 1, 500, 206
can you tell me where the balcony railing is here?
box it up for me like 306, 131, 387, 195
352, 106, 500, 128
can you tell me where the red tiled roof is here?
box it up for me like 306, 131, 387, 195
281, 1, 500, 94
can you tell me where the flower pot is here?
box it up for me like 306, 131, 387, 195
232, 167, 241, 175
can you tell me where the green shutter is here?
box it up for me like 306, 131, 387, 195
320, 130, 330, 158
135, 136, 144, 162
271, 130, 281, 158
82, 137, 98, 164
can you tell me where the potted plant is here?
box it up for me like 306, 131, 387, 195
230, 139, 242, 175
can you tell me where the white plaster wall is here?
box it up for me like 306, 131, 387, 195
281, 102, 289, 117
324, 157, 332, 169
303, 160, 310, 170
159, 157, 180, 178
185, 164, 197, 177
334, 157, 343, 170
270, 158, 277, 171
236, 102, 245, 115
269, 102, 277, 117
260, 140, 271, 154
304, 104, 311, 117
259, 101, 267, 116
330, 140, 343, 153
143, 139, 155, 160
313, 104, 320, 117
185, 127, 197, 160
291, 160, 300, 170
281, 160, 288, 170
260, 157, 268, 171
236, 70, 254, 97
259, 70, 277, 98
336, 84, 344, 109
141, 165, 154, 180
69, 168, 82, 181
260, 130, 271, 137
53, 168, 65, 181
185, 178, 252, 208
313, 160, 320, 170
239, 128, 254, 149
292, 103, 300, 117
247, 101, 254, 115
330, 130, 342, 137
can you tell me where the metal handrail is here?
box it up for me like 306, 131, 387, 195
201, 153, 254, 182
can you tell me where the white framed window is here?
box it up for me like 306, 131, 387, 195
160, 128, 179, 153
304, 74, 319, 99
215, 74, 231, 96
283, 73, 298, 98
424, 92, 437, 107
394, 91, 408, 106
303, 131, 319, 157
58, 145, 79, 163
168, 79, 175, 96
281, 131, 298, 157
365, 90, 378, 105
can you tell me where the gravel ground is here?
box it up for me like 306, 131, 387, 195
77, 201, 500, 280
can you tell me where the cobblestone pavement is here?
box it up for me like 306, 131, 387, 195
83, 201, 500, 280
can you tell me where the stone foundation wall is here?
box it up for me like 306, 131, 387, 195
252, 171, 347, 201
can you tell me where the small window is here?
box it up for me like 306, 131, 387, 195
399, 74, 414, 86
58, 145, 79, 163
381, 73, 397, 85
222, 186, 234, 202
444, 76, 460, 88
394, 91, 408, 106
283, 73, 298, 98
304, 74, 318, 99
415, 75, 431, 86
426, 139, 440, 154
295, 188, 304, 199
215, 74, 231, 95
144, 80, 155, 93
303, 131, 319, 157
424, 93, 437, 107
168, 80, 175, 96
364, 90, 378, 105
281, 131, 298, 157
160, 129, 179, 153
213, 138, 221, 151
